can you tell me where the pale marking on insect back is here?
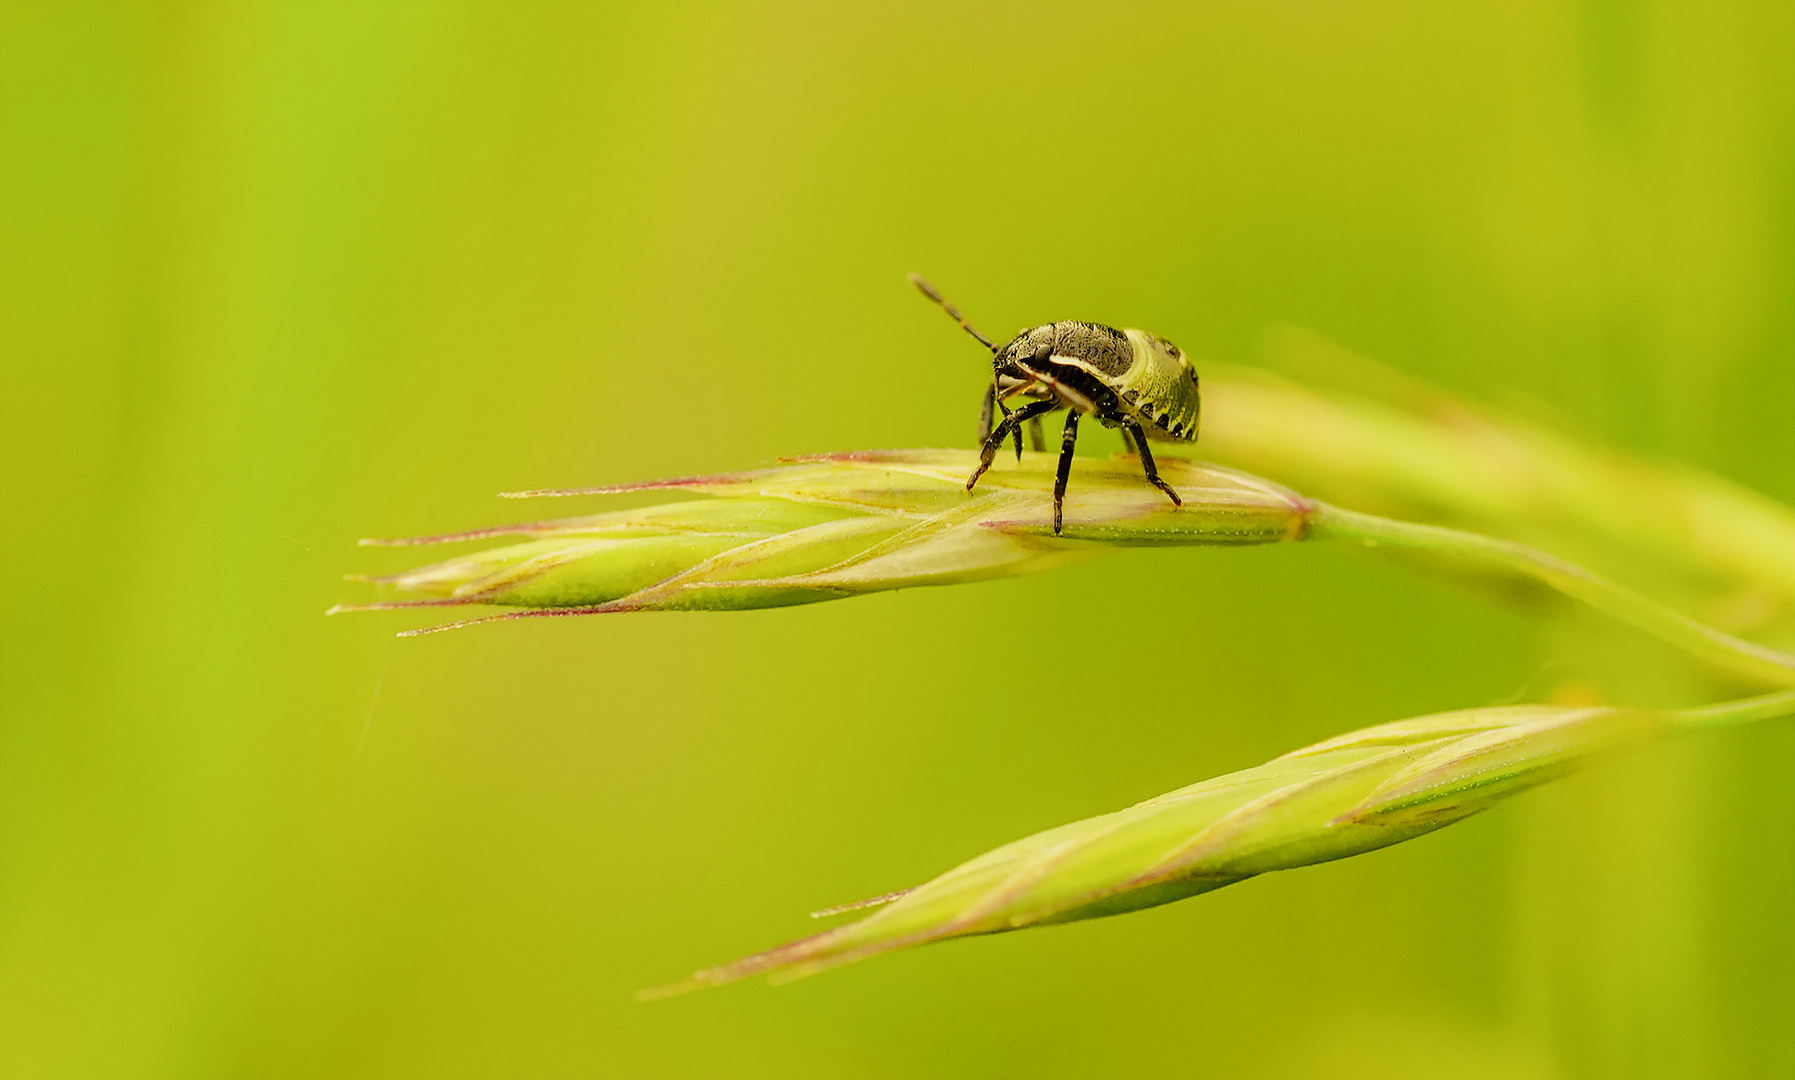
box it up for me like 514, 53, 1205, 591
1040, 345, 1197, 439
1043, 353, 1152, 424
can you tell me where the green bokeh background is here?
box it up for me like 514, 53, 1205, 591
3, 2, 1792, 1078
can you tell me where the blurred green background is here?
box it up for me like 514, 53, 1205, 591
3, 2, 1792, 1078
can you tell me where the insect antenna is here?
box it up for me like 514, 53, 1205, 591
909, 273, 996, 352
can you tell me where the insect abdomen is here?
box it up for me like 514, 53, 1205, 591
1114, 329, 1200, 441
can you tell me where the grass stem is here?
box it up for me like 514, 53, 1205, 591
1669, 689, 1795, 729
1310, 503, 1795, 688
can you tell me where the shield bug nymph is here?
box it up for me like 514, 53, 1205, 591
910, 274, 1199, 535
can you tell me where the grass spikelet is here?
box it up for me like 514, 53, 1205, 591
337, 451, 1312, 616
336, 449, 1795, 687
644, 690, 1795, 997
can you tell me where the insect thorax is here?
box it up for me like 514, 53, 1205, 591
996, 322, 1133, 377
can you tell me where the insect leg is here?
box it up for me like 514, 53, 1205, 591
1053, 411, 1081, 535
994, 380, 1037, 458
1118, 425, 1137, 456
1127, 422, 1182, 508
977, 384, 996, 444
995, 399, 1024, 461
1025, 345, 1054, 454
968, 399, 1056, 491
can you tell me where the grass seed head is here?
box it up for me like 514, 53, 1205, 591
334, 450, 1795, 687
336, 450, 1315, 630
646, 701, 1675, 995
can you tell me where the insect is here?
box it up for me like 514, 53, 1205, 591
910, 274, 1199, 535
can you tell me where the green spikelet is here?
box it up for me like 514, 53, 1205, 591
645, 691, 1794, 996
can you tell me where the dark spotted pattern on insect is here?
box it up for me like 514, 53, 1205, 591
910, 274, 1199, 535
